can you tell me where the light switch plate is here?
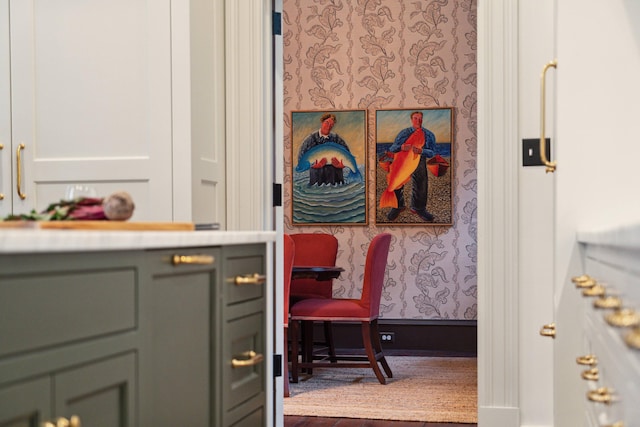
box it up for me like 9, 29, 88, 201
523, 138, 551, 166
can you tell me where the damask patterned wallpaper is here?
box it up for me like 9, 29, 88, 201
283, 0, 477, 320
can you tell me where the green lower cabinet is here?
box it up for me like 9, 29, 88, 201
0, 352, 135, 427
0, 243, 268, 427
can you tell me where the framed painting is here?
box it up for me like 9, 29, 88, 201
291, 110, 367, 225
375, 108, 453, 226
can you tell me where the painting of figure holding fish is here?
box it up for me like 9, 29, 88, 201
291, 110, 367, 225
375, 108, 453, 226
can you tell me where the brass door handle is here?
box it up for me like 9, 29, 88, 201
540, 59, 557, 173
539, 322, 556, 338
170, 254, 215, 265
16, 143, 26, 199
231, 350, 264, 368
234, 273, 266, 285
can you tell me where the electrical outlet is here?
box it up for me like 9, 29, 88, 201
380, 332, 395, 343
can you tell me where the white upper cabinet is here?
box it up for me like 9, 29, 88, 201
1, 0, 173, 220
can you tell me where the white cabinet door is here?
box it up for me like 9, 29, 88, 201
3, 0, 172, 220
552, 1, 640, 425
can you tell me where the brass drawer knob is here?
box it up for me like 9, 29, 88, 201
605, 309, 640, 328
539, 322, 556, 338
576, 354, 597, 366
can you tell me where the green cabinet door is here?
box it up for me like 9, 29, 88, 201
141, 247, 221, 427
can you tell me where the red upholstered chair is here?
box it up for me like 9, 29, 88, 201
289, 233, 338, 301
283, 234, 295, 397
289, 233, 393, 385
289, 233, 338, 365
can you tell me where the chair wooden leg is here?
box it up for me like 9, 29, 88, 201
283, 325, 290, 397
323, 321, 337, 362
303, 320, 314, 374
361, 321, 386, 385
290, 320, 300, 383
371, 319, 393, 378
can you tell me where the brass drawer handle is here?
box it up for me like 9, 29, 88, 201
171, 254, 215, 265
234, 273, 266, 285
624, 327, 640, 350
581, 367, 599, 381
593, 296, 622, 310
586, 387, 614, 405
582, 283, 606, 297
572, 275, 596, 289
602, 422, 624, 427
576, 354, 597, 366
231, 350, 264, 368
539, 322, 556, 338
605, 309, 640, 328
43, 415, 81, 427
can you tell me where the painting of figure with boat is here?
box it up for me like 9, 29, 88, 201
291, 110, 367, 225
375, 108, 453, 226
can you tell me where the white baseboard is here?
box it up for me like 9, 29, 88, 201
479, 406, 520, 427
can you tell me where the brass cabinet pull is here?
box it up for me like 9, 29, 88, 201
234, 273, 266, 285
582, 283, 606, 297
602, 422, 624, 427
171, 254, 215, 265
576, 354, 597, 366
593, 296, 622, 310
42, 415, 81, 427
16, 143, 26, 199
581, 367, 599, 381
572, 275, 596, 289
540, 59, 557, 173
586, 387, 614, 405
605, 309, 640, 328
624, 327, 640, 350
539, 322, 556, 338
231, 350, 264, 368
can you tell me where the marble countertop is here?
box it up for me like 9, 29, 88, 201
0, 229, 276, 253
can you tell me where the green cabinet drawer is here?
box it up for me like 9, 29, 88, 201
0, 252, 139, 358
222, 245, 266, 305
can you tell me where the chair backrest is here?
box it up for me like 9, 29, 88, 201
283, 234, 295, 326
289, 233, 338, 299
359, 233, 392, 318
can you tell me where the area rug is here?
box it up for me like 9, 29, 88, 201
284, 356, 477, 423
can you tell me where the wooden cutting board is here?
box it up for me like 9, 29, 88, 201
0, 221, 195, 231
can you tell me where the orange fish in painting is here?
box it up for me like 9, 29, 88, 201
379, 128, 424, 208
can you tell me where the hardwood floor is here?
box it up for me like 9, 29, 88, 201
284, 416, 476, 427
